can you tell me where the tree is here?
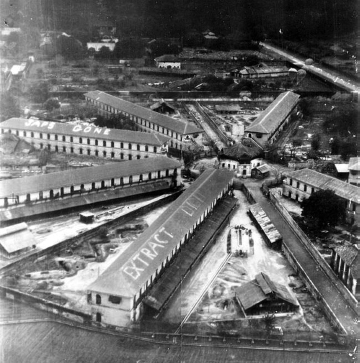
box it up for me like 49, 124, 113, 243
301, 189, 346, 229
27, 83, 49, 103
0, 93, 20, 121
44, 98, 60, 111
114, 37, 145, 59
298, 98, 311, 118
97, 46, 113, 59
311, 133, 321, 151
263, 313, 276, 334
340, 141, 357, 160
330, 137, 341, 155
36, 68, 44, 79
55, 35, 85, 60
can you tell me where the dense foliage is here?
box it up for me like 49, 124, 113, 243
37, 0, 356, 41
0, 94, 20, 121
301, 189, 346, 229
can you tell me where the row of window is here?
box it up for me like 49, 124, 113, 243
3, 129, 156, 152
87, 97, 181, 140
288, 178, 314, 193
39, 143, 148, 159
3, 170, 172, 207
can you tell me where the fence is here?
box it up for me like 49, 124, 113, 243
0, 286, 91, 324
269, 191, 359, 316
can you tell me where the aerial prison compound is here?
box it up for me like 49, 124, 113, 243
0, 157, 180, 221
0, 118, 170, 161
87, 169, 235, 325
84, 90, 203, 149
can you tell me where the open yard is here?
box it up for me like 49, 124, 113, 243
180, 191, 335, 338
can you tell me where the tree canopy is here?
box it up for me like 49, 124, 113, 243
0, 93, 20, 121
39, 0, 356, 42
55, 35, 85, 60
301, 189, 346, 229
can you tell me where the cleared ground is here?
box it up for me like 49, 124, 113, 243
180, 191, 334, 339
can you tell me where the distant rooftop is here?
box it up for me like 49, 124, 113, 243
220, 139, 263, 161
0, 222, 35, 254
349, 157, 360, 171
155, 55, 180, 62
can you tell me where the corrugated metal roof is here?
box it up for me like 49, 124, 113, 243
285, 168, 360, 203
155, 55, 179, 62
235, 272, 298, 310
1, 118, 170, 146
0, 157, 181, 198
245, 91, 300, 134
256, 164, 271, 173
84, 91, 202, 135
87, 169, 234, 297
249, 204, 282, 244
0, 222, 35, 254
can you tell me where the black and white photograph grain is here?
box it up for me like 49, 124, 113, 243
0, 0, 359, 362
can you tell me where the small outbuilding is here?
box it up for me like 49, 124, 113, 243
235, 272, 298, 316
150, 101, 176, 115
251, 164, 271, 179
334, 164, 349, 181
0, 222, 36, 259
79, 211, 95, 224
154, 55, 181, 69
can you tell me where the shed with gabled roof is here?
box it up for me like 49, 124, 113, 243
0, 222, 35, 258
245, 91, 300, 145
235, 272, 298, 316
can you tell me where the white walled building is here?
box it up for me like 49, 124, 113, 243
348, 157, 360, 186
86, 169, 234, 326
84, 91, 202, 149
331, 243, 360, 299
0, 157, 180, 209
154, 55, 181, 69
0, 118, 169, 161
283, 168, 360, 225
245, 91, 300, 145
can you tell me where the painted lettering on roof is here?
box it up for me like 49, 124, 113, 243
24, 119, 111, 136
123, 227, 173, 280
181, 192, 205, 216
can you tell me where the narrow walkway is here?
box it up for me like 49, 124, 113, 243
244, 180, 359, 337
